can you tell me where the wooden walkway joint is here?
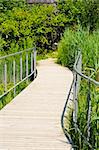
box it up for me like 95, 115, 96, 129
0, 59, 73, 150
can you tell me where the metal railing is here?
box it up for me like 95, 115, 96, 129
61, 51, 99, 149
0, 48, 36, 100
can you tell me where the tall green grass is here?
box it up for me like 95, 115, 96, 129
57, 28, 99, 72
57, 28, 99, 149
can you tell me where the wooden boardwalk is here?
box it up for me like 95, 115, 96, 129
0, 59, 73, 150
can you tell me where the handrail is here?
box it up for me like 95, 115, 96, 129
61, 78, 74, 145
0, 72, 34, 99
61, 51, 99, 149
0, 47, 37, 101
0, 48, 36, 60
74, 51, 99, 86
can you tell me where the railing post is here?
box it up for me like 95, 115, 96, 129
2, 63, 3, 84
73, 52, 82, 131
73, 72, 78, 132
20, 54, 22, 81
13, 59, 16, 96
0, 48, 37, 100
10, 62, 12, 82
26, 52, 28, 83
77, 54, 82, 93
87, 81, 91, 142
4, 61, 7, 92
34, 47, 36, 78
31, 51, 33, 73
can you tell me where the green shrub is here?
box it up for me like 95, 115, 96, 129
57, 28, 99, 149
57, 28, 99, 71
57, 29, 77, 69
57, 0, 99, 32
0, 0, 98, 55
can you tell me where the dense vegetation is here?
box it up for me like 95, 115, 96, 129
58, 28, 99, 149
0, 0, 98, 55
0, 0, 99, 149
56, 1, 99, 149
58, 29, 99, 71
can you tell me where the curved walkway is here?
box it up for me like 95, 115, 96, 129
0, 59, 73, 150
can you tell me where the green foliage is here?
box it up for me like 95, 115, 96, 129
0, 0, 99, 147
57, 29, 76, 69
0, 36, 6, 52
0, 0, 98, 55
57, 28, 99, 149
0, 0, 25, 12
58, 0, 99, 32
57, 28, 99, 71
0, 2, 64, 54
71, 81, 99, 149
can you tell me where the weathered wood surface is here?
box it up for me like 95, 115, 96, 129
0, 59, 73, 150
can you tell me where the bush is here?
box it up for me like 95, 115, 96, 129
57, 0, 99, 32
0, 0, 98, 55
57, 28, 99, 71
57, 28, 99, 149
0, 2, 66, 54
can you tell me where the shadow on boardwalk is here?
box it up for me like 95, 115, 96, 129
0, 58, 73, 150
